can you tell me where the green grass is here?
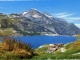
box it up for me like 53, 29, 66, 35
35, 47, 48, 55
32, 50, 80, 59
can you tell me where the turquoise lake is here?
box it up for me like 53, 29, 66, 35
15, 35, 77, 48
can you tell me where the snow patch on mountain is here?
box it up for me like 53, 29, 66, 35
45, 14, 53, 18
32, 14, 41, 18
22, 12, 28, 15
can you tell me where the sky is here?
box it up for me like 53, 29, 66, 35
0, 0, 80, 28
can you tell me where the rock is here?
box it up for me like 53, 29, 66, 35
60, 48, 66, 52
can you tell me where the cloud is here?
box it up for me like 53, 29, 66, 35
75, 24, 80, 28
53, 12, 80, 28
64, 17, 80, 23
65, 17, 80, 20
53, 12, 80, 22
54, 12, 67, 16
54, 12, 75, 18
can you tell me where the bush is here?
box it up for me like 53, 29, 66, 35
0, 37, 36, 59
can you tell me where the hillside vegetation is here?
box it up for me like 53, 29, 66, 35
0, 37, 36, 59
0, 15, 18, 36
64, 34, 80, 54
32, 35, 80, 59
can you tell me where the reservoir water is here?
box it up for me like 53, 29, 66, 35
15, 35, 77, 48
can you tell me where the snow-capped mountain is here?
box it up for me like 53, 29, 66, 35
21, 8, 42, 18
21, 8, 53, 24
20, 9, 80, 35
7, 9, 80, 35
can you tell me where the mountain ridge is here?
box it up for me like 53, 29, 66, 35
0, 9, 80, 36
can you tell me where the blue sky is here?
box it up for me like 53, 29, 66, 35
0, 0, 80, 28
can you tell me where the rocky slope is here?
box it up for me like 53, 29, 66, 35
0, 9, 80, 36
19, 9, 80, 35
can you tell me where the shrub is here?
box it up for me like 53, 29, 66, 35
0, 37, 35, 59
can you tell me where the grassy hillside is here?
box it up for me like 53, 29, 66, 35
31, 35, 80, 59
64, 34, 80, 54
0, 28, 16, 36
0, 36, 80, 59
0, 15, 41, 36
0, 37, 36, 60
0, 15, 18, 36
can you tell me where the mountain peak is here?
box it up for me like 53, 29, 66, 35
29, 8, 41, 13
21, 8, 39, 16
29, 8, 39, 12
31, 8, 37, 10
